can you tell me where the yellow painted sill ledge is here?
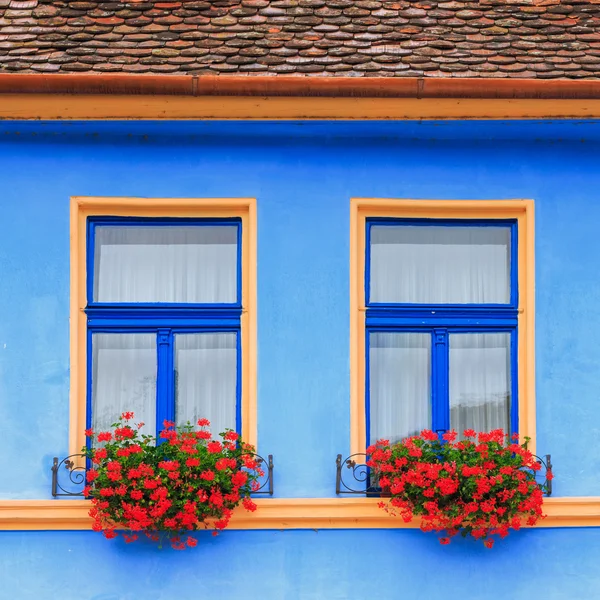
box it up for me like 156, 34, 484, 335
0, 497, 599, 530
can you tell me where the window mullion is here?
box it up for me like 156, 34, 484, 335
156, 329, 173, 437
432, 328, 449, 433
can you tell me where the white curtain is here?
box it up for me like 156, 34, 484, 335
369, 332, 431, 444
92, 333, 157, 437
94, 225, 238, 303
175, 333, 237, 437
450, 333, 511, 437
370, 225, 511, 304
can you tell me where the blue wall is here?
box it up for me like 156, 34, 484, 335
2, 528, 600, 600
1, 120, 600, 599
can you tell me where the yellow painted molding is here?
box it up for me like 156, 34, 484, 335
69, 196, 257, 456
0, 497, 599, 530
350, 198, 535, 455
3, 95, 600, 120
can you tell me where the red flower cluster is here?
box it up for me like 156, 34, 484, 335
367, 429, 549, 548
83, 413, 262, 550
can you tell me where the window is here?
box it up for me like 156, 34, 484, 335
87, 218, 242, 439
350, 199, 535, 454
70, 198, 256, 456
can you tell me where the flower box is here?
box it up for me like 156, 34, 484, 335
82, 413, 262, 550
367, 429, 552, 548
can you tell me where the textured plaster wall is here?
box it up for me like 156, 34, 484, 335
0, 120, 599, 599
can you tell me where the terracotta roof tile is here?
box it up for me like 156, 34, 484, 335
3, 0, 600, 77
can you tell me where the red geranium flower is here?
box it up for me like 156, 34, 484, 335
93, 448, 108, 461
207, 441, 222, 454
86, 469, 99, 482
442, 430, 457, 442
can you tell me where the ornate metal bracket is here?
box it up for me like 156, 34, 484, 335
335, 453, 381, 496
251, 453, 274, 496
335, 452, 553, 497
51, 455, 87, 497
52, 452, 274, 498
535, 454, 553, 496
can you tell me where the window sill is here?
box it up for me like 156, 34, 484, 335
0, 497, 598, 530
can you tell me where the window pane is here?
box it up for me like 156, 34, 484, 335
369, 224, 511, 304
369, 332, 431, 444
92, 333, 156, 437
94, 224, 238, 303
175, 333, 237, 436
450, 333, 511, 436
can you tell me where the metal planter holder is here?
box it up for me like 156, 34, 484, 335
52, 452, 274, 497
336, 452, 553, 497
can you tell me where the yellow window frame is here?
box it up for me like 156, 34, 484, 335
350, 198, 536, 455
69, 196, 257, 456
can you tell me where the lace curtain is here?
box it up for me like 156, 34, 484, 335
94, 225, 238, 303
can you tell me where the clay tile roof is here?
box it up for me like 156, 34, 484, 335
1, 0, 600, 78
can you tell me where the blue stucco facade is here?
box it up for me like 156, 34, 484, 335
0, 120, 599, 599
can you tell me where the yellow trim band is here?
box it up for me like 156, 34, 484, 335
0, 497, 598, 530
69, 196, 257, 456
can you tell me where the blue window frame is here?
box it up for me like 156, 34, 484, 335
85, 216, 243, 440
365, 218, 519, 446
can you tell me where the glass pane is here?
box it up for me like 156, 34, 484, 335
92, 333, 156, 437
369, 224, 511, 304
175, 333, 237, 437
369, 332, 431, 444
93, 224, 238, 303
450, 333, 511, 437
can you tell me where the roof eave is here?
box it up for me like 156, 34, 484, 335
2, 73, 600, 99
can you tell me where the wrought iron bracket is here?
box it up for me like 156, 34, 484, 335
336, 452, 553, 497
536, 454, 553, 496
252, 453, 274, 496
51, 455, 87, 497
51, 452, 275, 498
335, 453, 381, 496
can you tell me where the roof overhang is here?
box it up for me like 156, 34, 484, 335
1, 74, 600, 120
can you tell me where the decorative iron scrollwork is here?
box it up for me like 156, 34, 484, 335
51, 455, 87, 497
248, 453, 274, 496
335, 453, 381, 496
51, 453, 274, 497
335, 452, 553, 497
533, 453, 553, 496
